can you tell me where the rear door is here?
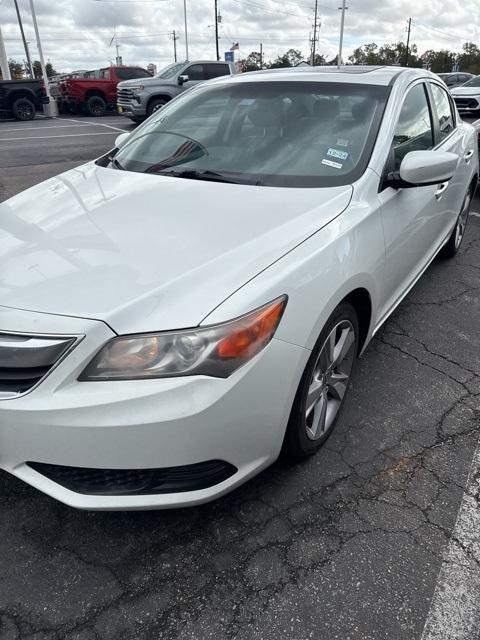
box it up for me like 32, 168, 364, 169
205, 63, 231, 79
427, 81, 472, 239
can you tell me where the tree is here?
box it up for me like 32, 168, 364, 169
311, 53, 326, 66
348, 43, 382, 65
238, 51, 263, 72
268, 48, 303, 68
422, 49, 456, 73
457, 42, 480, 74
32, 60, 56, 79
8, 58, 24, 79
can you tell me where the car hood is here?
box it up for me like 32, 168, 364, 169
451, 86, 480, 96
0, 164, 352, 334
118, 77, 175, 88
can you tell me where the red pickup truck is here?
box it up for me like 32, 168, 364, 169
58, 66, 152, 116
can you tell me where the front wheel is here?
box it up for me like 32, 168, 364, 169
439, 187, 473, 259
147, 97, 168, 117
283, 302, 359, 459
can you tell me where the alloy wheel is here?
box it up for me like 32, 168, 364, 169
305, 320, 356, 441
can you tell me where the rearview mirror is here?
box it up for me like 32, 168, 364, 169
178, 74, 189, 85
387, 150, 459, 189
115, 132, 129, 148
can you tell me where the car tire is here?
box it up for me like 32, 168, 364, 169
439, 186, 473, 259
129, 116, 144, 124
147, 97, 168, 117
85, 95, 106, 117
12, 97, 35, 121
283, 302, 359, 459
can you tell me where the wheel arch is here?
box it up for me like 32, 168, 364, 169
147, 94, 171, 110
7, 89, 36, 108
84, 89, 107, 102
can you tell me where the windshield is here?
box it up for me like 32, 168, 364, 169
156, 62, 185, 80
461, 75, 480, 87
110, 81, 390, 188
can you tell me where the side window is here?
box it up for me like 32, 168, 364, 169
206, 64, 230, 79
183, 64, 208, 81
392, 83, 434, 169
430, 84, 455, 143
99, 69, 109, 80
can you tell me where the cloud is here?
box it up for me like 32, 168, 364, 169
1, 0, 479, 72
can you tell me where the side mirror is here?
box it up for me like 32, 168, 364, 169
178, 74, 189, 86
386, 150, 459, 189
115, 132, 130, 148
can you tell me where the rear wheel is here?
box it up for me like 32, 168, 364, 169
85, 95, 106, 117
12, 97, 35, 121
283, 302, 359, 458
147, 97, 168, 117
439, 187, 473, 259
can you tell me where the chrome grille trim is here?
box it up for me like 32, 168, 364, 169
0, 331, 83, 400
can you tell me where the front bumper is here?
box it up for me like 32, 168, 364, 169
0, 307, 308, 510
117, 96, 146, 118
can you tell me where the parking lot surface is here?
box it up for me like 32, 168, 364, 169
0, 115, 479, 640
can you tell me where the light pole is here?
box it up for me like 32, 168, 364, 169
0, 25, 11, 80
13, 0, 33, 77
183, 0, 189, 60
338, 0, 348, 68
28, 0, 58, 116
214, 0, 219, 61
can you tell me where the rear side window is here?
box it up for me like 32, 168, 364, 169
206, 64, 231, 79
393, 83, 434, 169
116, 68, 152, 80
430, 84, 455, 143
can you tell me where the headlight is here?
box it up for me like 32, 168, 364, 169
128, 85, 144, 92
79, 296, 287, 381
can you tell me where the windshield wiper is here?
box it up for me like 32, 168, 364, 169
110, 156, 124, 171
155, 169, 242, 184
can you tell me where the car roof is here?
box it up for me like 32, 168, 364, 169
210, 65, 438, 87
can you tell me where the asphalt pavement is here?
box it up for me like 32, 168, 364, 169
0, 114, 479, 640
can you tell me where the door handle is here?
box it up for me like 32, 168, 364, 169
435, 182, 449, 199
464, 149, 474, 163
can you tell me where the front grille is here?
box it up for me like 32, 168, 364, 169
454, 97, 479, 110
117, 88, 134, 102
27, 460, 237, 495
0, 333, 76, 398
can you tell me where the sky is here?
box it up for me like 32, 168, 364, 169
1, 0, 479, 74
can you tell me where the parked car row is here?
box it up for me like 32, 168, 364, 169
117, 60, 236, 122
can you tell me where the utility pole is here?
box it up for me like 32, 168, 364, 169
171, 30, 178, 62
338, 0, 348, 68
310, 0, 319, 66
404, 18, 412, 66
183, 0, 189, 60
214, 0, 220, 61
13, 0, 33, 78
0, 26, 11, 80
259, 43, 263, 69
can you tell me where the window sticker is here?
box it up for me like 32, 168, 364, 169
336, 138, 349, 147
321, 159, 343, 170
327, 148, 349, 160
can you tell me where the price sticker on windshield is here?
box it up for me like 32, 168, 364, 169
327, 148, 349, 161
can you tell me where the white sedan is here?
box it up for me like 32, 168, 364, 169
0, 66, 477, 509
451, 75, 480, 115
